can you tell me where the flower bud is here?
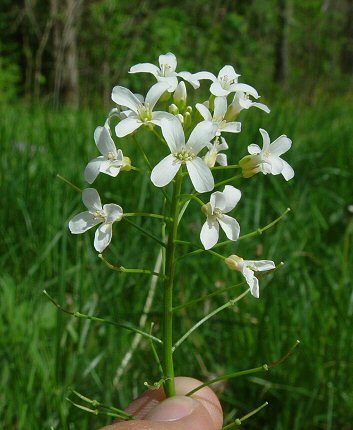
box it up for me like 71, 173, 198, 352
173, 81, 187, 109
168, 103, 179, 115
183, 111, 192, 129
121, 156, 132, 171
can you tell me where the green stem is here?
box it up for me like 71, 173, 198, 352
173, 289, 250, 351
179, 193, 205, 207
124, 218, 166, 248
214, 174, 243, 188
124, 212, 171, 221
56, 174, 82, 193
211, 164, 240, 171
163, 170, 183, 397
221, 402, 269, 429
43, 290, 162, 344
186, 364, 268, 396
98, 254, 166, 278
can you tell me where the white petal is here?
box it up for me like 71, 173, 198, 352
218, 65, 239, 82
246, 260, 275, 271
94, 223, 112, 252
129, 62, 159, 76
214, 96, 227, 119
222, 121, 241, 133
250, 276, 260, 298
218, 215, 240, 241
259, 129, 271, 151
189, 71, 216, 82
111, 86, 140, 113
217, 153, 228, 166
177, 71, 201, 89
210, 191, 227, 212
103, 164, 121, 177
82, 188, 102, 212
187, 121, 217, 155
95, 126, 116, 157
210, 81, 229, 97
160, 118, 184, 152
241, 267, 257, 294
103, 203, 123, 223
200, 219, 219, 250
195, 103, 212, 121
115, 117, 141, 138
159, 53, 177, 72
84, 156, 104, 184
222, 185, 242, 213
186, 158, 214, 193
270, 135, 292, 156
151, 111, 176, 126
252, 102, 270, 113
269, 156, 284, 175
145, 82, 169, 109
151, 154, 181, 187
248, 144, 261, 155
157, 76, 178, 92
69, 211, 101, 234
232, 83, 259, 98
281, 160, 295, 181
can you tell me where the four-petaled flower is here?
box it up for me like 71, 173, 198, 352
241, 128, 294, 181
200, 185, 241, 250
225, 255, 275, 298
69, 188, 123, 252
129, 53, 179, 92
151, 119, 217, 193
112, 83, 172, 137
84, 125, 131, 184
226, 84, 270, 120
196, 96, 241, 136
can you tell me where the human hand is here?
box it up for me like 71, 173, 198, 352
99, 376, 223, 430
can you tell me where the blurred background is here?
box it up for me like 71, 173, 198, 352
1, 1, 353, 429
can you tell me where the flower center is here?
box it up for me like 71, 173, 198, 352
173, 147, 196, 162
214, 208, 224, 219
107, 151, 117, 160
219, 75, 234, 90
264, 149, 271, 158
93, 210, 106, 221
138, 103, 153, 122
160, 63, 172, 77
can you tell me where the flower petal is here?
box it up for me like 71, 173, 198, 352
186, 157, 214, 193
103, 203, 123, 223
259, 129, 271, 151
82, 188, 102, 212
145, 82, 169, 109
210, 191, 227, 212
151, 154, 181, 188
214, 96, 227, 119
241, 267, 258, 296
222, 121, 241, 133
269, 156, 284, 175
217, 153, 228, 166
69, 211, 101, 234
218, 214, 240, 241
246, 260, 275, 271
270, 135, 292, 156
94, 223, 112, 252
115, 117, 141, 138
160, 118, 184, 152
200, 219, 219, 250
129, 62, 159, 76
84, 156, 104, 184
232, 83, 259, 98
248, 144, 261, 155
111, 86, 141, 113
159, 53, 177, 72
218, 65, 239, 82
281, 159, 295, 181
195, 103, 212, 121
222, 185, 242, 213
210, 81, 229, 97
252, 102, 270, 113
95, 126, 116, 157
187, 121, 217, 155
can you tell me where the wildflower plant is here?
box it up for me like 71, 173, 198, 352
51, 52, 299, 425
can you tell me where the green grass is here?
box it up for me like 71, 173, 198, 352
1, 97, 353, 429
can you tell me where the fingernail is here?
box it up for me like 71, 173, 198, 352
145, 395, 197, 422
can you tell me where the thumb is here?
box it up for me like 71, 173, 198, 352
99, 376, 223, 430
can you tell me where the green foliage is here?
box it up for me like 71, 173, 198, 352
1, 97, 353, 428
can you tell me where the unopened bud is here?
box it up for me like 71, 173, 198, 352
225, 255, 243, 271
169, 103, 179, 115
239, 155, 261, 178
121, 156, 132, 171
173, 81, 187, 109
184, 111, 192, 129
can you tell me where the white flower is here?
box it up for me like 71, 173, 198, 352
200, 185, 241, 249
196, 96, 241, 136
84, 125, 131, 184
225, 84, 270, 120
69, 188, 123, 252
180, 65, 241, 96
244, 128, 294, 181
204, 136, 229, 168
129, 53, 179, 92
225, 255, 275, 298
112, 82, 173, 137
151, 118, 217, 193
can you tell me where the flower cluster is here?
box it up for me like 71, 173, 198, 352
68, 52, 294, 297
